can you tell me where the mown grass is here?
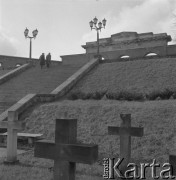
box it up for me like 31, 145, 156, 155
2, 58, 176, 179
70, 58, 176, 95
0, 99, 172, 179
0, 150, 102, 180
0, 70, 10, 76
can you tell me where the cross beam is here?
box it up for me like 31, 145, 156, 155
108, 114, 144, 176
0, 112, 25, 130
108, 126, 143, 137
35, 141, 97, 164
34, 119, 98, 180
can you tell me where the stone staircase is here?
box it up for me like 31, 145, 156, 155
0, 63, 82, 114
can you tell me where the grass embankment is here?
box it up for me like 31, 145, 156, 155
0, 70, 10, 77
70, 58, 176, 95
1, 100, 175, 179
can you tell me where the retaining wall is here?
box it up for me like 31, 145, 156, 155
61, 45, 176, 65
0, 55, 61, 69
51, 58, 99, 97
61, 53, 91, 66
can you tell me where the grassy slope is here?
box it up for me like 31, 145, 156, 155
0, 70, 10, 76
70, 58, 176, 94
2, 57, 176, 179
0, 100, 174, 179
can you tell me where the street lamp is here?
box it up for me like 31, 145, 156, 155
89, 17, 107, 59
24, 28, 38, 63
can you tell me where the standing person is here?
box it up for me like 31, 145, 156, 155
39, 53, 45, 69
46, 53, 51, 68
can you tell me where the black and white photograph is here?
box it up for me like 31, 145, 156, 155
0, 0, 176, 179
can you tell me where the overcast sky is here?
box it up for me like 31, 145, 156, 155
0, 0, 176, 60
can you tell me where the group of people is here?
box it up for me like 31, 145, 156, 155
39, 53, 51, 69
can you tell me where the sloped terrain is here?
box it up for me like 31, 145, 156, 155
0, 70, 10, 76
1, 57, 176, 179
8, 99, 174, 179
70, 58, 176, 94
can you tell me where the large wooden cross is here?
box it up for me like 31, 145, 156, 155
34, 119, 98, 180
0, 111, 25, 163
108, 114, 144, 175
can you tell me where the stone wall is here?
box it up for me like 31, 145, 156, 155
61, 53, 91, 66
84, 39, 168, 54
0, 55, 31, 69
96, 45, 167, 59
0, 55, 61, 69
167, 45, 176, 56
61, 32, 175, 65
82, 32, 171, 54
61, 45, 176, 65
0, 63, 31, 85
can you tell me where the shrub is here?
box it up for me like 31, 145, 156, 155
146, 89, 174, 100
106, 92, 118, 100
68, 89, 174, 101
146, 90, 161, 100
106, 91, 144, 101
159, 89, 173, 100
83, 92, 92, 100
67, 91, 106, 100
91, 91, 107, 100
118, 91, 144, 101
67, 91, 85, 100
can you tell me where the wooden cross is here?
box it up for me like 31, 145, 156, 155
0, 111, 25, 163
169, 155, 176, 176
34, 119, 98, 180
108, 114, 143, 175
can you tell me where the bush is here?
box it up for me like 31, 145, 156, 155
68, 89, 174, 101
106, 91, 144, 101
91, 91, 107, 100
159, 89, 173, 100
146, 90, 161, 100
105, 92, 116, 100
67, 91, 106, 100
67, 91, 86, 100
146, 89, 174, 100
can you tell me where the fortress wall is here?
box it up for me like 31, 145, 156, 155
86, 40, 167, 54
61, 45, 168, 64
87, 46, 167, 60
167, 45, 176, 56
0, 55, 31, 69
0, 63, 31, 85
0, 55, 61, 69
61, 54, 90, 66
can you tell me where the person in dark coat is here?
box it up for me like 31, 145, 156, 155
46, 53, 51, 68
39, 53, 45, 69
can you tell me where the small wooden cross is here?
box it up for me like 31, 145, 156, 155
108, 114, 144, 175
34, 119, 98, 180
169, 155, 176, 176
0, 111, 25, 163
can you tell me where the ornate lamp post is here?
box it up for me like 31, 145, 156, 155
89, 17, 106, 59
24, 28, 38, 63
